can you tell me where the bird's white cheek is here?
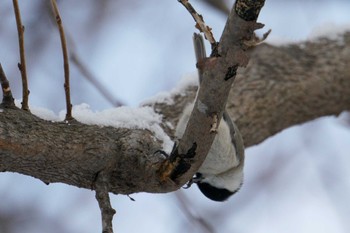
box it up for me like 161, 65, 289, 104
202, 167, 244, 192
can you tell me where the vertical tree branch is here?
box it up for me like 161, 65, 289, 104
0, 64, 15, 108
12, 0, 29, 111
95, 171, 116, 233
50, 0, 74, 121
162, 0, 266, 187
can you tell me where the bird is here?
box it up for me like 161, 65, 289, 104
175, 33, 245, 201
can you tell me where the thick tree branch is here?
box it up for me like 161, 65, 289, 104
229, 35, 350, 146
1, 33, 349, 195
154, 32, 350, 147
0, 108, 173, 194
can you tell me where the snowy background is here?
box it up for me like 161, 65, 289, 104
1, 0, 350, 232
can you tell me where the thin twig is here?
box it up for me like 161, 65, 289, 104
94, 171, 116, 233
70, 53, 125, 107
0, 64, 15, 108
174, 191, 215, 233
46, 9, 124, 108
50, 0, 74, 121
178, 0, 216, 47
12, 0, 29, 111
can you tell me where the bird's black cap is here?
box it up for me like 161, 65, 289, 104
197, 182, 235, 202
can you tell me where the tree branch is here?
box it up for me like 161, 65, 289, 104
94, 171, 116, 233
1, 32, 349, 195
0, 64, 15, 108
1, 18, 349, 197
50, 0, 74, 121
0, 0, 268, 196
153, 32, 350, 147
231, 33, 350, 146
12, 0, 30, 111
0, 108, 172, 194
178, 0, 217, 46
162, 0, 266, 187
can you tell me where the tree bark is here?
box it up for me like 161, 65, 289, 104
155, 32, 350, 147
1, 32, 349, 195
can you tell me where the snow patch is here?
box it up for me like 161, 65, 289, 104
141, 72, 198, 106
13, 100, 173, 151
32, 107, 60, 121
62, 103, 173, 151
265, 35, 301, 46
308, 22, 350, 42
14, 99, 59, 121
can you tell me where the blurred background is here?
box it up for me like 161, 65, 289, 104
1, 0, 350, 232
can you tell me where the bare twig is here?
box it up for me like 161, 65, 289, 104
50, 0, 74, 121
174, 191, 215, 233
46, 9, 124, 108
178, 0, 217, 47
94, 171, 116, 233
12, 0, 29, 111
70, 53, 125, 107
0, 64, 15, 108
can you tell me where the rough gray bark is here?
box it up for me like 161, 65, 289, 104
156, 32, 350, 147
1, 23, 350, 196
230, 36, 350, 146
